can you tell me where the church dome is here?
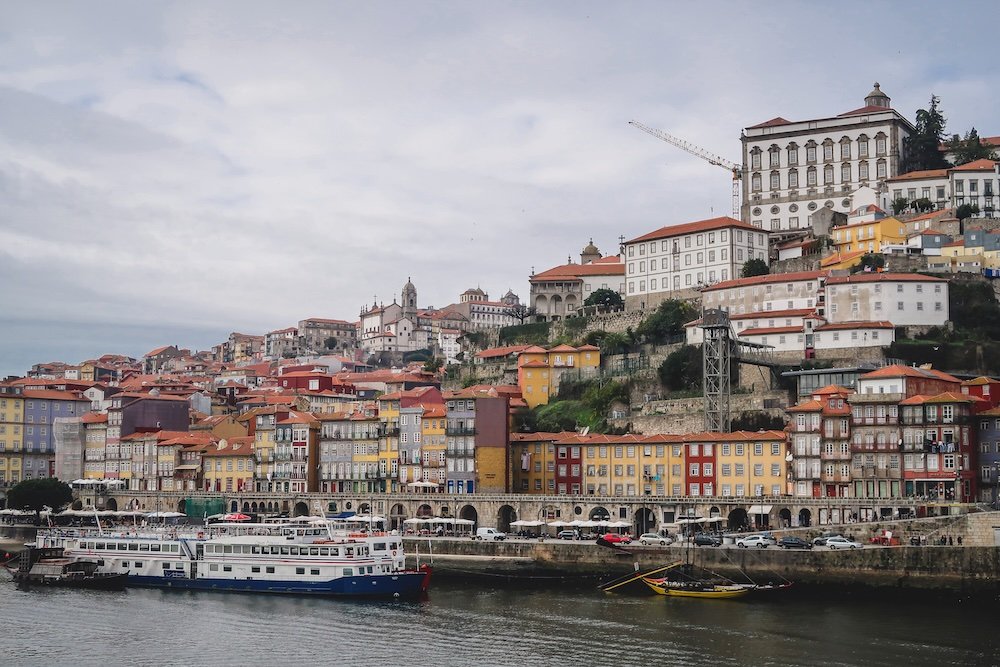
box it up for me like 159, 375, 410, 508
864, 82, 890, 108
582, 239, 599, 255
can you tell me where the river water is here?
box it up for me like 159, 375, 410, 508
1, 578, 995, 666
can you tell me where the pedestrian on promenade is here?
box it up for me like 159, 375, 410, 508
957, 536, 963, 546
948, 536, 954, 546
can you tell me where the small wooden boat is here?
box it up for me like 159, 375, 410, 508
642, 578, 754, 599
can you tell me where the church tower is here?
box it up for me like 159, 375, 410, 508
402, 277, 417, 319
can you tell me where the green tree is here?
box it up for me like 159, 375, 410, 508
657, 345, 702, 392
324, 337, 337, 350
956, 203, 980, 221
853, 253, 886, 273
913, 197, 934, 213
636, 299, 698, 344
534, 400, 588, 433
740, 258, 769, 278
901, 94, 950, 172
502, 303, 536, 324
891, 197, 910, 215
583, 288, 624, 310
599, 331, 630, 356
423, 357, 444, 373
947, 127, 998, 166
6, 478, 73, 524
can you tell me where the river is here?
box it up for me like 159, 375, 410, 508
1, 578, 995, 666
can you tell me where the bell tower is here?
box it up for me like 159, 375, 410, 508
402, 278, 417, 319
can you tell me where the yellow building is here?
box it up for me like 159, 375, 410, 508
202, 436, 255, 493
0, 394, 24, 487
377, 393, 401, 493
81, 412, 108, 480
711, 431, 789, 500
510, 432, 566, 493
420, 404, 447, 490
238, 406, 285, 493
830, 213, 907, 255
516, 344, 602, 408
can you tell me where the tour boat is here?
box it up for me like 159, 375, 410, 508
35, 525, 431, 599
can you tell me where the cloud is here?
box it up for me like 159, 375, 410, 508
0, 1, 998, 375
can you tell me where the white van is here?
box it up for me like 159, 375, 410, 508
474, 527, 507, 541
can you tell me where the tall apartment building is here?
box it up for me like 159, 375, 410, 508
741, 84, 913, 232
623, 216, 769, 309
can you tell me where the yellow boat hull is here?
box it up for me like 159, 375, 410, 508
643, 579, 753, 599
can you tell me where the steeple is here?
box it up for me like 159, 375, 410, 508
402, 277, 417, 319
581, 238, 601, 265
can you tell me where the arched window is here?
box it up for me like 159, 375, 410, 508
787, 143, 799, 166
751, 173, 762, 191
857, 134, 870, 158
824, 164, 834, 185
840, 136, 852, 160
770, 171, 780, 190
875, 132, 887, 156
769, 145, 781, 168
788, 169, 799, 189
876, 158, 887, 179
807, 166, 817, 187
859, 161, 869, 180
822, 139, 834, 161
750, 147, 762, 170
841, 162, 851, 183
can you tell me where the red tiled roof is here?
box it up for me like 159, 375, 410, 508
531, 261, 624, 281
627, 216, 761, 244
81, 413, 108, 424
701, 270, 824, 293
885, 168, 949, 183
788, 399, 822, 412
738, 325, 802, 336
812, 385, 853, 395
838, 104, 893, 117
747, 117, 792, 130
519, 360, 548, 368
548, 344, 577, 352
814, 320, 894, 331
860, 365, 960, 383
476, 345, 531, 360
952, 159, 996, 171
825, 272, 947, 285
510, 431, 577, 442
21, 389, 88, 401
907, 208, 954, 223
899, 392, 977, 406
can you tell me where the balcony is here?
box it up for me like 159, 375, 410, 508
273, 451, 292, 462
382, 428, 400, 437
820, 472, 851, 483
446, 427, 477, 436
820, 451, 851, 461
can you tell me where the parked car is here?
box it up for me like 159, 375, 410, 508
825, 536, 863, 550
638, 533, 673, 546
557, 530, 580, 540
599, 533, 632, 545
736, 534, 776, 549
474, 527, 507, 541
812, 533, 842, 547
693, 533, 722, 547
778, 536, 813, 550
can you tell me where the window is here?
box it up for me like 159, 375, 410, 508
788, 169, 798, 188
823, 142, 833, 161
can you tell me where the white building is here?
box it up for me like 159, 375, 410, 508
885, 168, 950, 211
622, 216, 768, 309
530, 241, 625, 321
438, 328, 463, 364
824, 273, 949, 327
741, 83, 913, 233
951, 159, 999, 217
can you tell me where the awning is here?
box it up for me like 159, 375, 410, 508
174, 464, 200, 471
328, 511, 357, 519
748, 505, 773, 514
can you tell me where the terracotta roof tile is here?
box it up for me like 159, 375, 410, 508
627, 216, 761, 244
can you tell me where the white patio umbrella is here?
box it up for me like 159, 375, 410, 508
547, 520, 569, 527
402, 517, 428, 525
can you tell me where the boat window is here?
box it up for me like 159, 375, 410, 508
210, 564, 219, 571
96, 543, 105, 550
139, 544, 149, 552
343, 567, 353, 576
309, 547, 319, 556
251, 566, 260, 573
174, 564, 183, 570
330, 548, 340, 557
223, 545, 233, 554
266, 566, 275, 574
345, 548, 353, 557
311, 569, 320, 576
151, 544, 161, 552
122, 562, 129, 568
372, 543, 385, 551
128, 543, 138, 551
97, 560, 105, 567
223, 566, 232, 572
162, 563, 170, 570
290, 547, 299, 556
280, 547, 290, 555
296, 567, 305, 575
252, 546, 261, 555
117, 543, 127, 551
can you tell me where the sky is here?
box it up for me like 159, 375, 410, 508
1, 1, 998, 376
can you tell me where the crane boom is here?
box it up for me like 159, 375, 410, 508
629, 120, 744, 219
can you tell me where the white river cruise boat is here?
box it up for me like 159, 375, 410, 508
35, 523, 430, 599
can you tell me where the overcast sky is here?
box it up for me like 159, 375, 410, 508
1, 1, 998, 376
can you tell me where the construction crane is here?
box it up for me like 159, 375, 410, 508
629, 120, 744, 220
